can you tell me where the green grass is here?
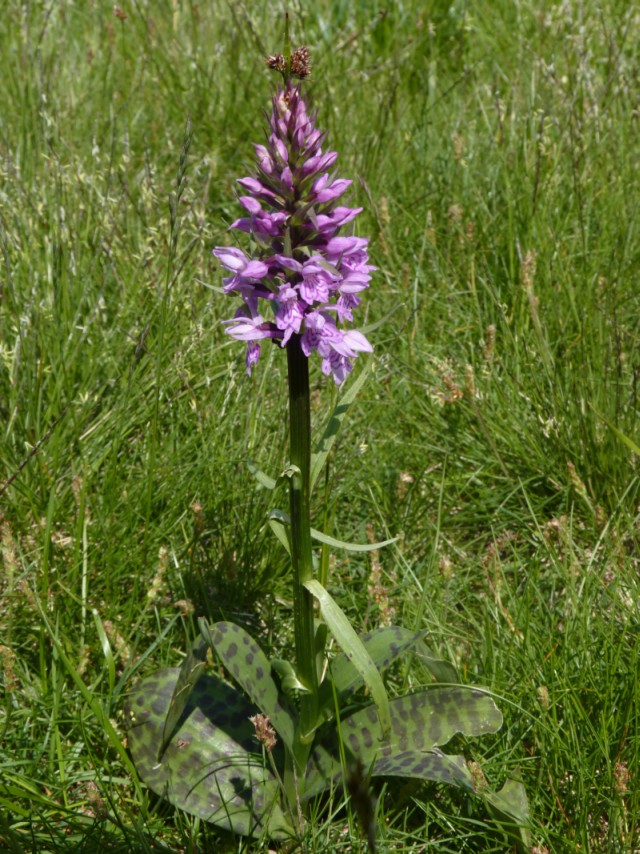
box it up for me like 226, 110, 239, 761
1, 1, 639, 851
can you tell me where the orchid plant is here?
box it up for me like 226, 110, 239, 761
125, 34, 530, 851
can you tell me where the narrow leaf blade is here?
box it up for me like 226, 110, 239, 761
303, 579, 391, 739
591, 406, 640, 456
311, 528, 397, 553
247, 460, 277, 490
268, 516, 291, 555
271, 507, 396, 553
322, 626, 430, 707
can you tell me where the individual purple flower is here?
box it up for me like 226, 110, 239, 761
222, 306, 279, 342
212, 246, 270, 292
275, 255, 337, 304
275, 283, 305, 344
231, 198, 288, 240
311, 175, 352, 204
213, 82, 374, 383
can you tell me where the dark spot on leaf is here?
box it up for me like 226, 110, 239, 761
256, 667, 264, 679
151, 696, 167, 716
348, 733, 359, 752
227, 642, 238, 658
395, 723, 407, 741
246, 652, 254, 665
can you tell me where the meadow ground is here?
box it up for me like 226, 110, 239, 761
1, 1, 639, 851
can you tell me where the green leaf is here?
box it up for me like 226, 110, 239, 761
200, 620, 296, 757
325, 626, 423, 702
271, 659, 309, 694
305, 686, 502, 798
269, 508, 395, 553
310, 528, 397, 553
337, 686, 501, 762
414, 639, 460, 684
160, 636, 209, 759
92, 609, 116, 695
125, 669, 293, 838
314, 621, 328, 683
310, 359, 372, 492
268, 513, 291, 555
301, 742, 342, 801
247, 460, 277, 490
592, 408, 640, 456
319, 626, 442, 711
370, 748, 473, 787
484, 777, 532, 852
303, 745, 473, 803
303, 579, 391, 739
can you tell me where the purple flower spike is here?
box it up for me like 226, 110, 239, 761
213, 82, 373, 383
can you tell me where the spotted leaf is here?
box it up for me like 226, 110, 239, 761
125, 668, 293, 838
200, 620, 296, 756
304, 686, 502, 796
160, 636, 208, 759
484, 777, 532, 852
338, 686, 501, 760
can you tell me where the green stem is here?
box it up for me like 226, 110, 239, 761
286, 334, 318, 757
283, 11, 291, 83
